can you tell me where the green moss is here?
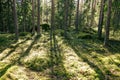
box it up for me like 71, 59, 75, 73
1, 66, 28, 80
0, 62, 11, 77
19, 32, 30, 36
23, 57, 50, 71
51, 65, 70, 80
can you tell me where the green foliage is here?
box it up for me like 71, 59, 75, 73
23, 57, 50, 71
0, 34, 15, 46
111, 0, 120, 33
55, 29, 64, 36
19, 32, 30, 36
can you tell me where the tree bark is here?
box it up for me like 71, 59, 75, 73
32, 0, 35, 33
37, 0, 40, 35
75, 0, 80, 32
104, 0, 112, 46
90, 0, 96, 28
98, 0, 105, 39
13, 0, 19, 40
50, 0, 55, 50
64, 0, 69, 36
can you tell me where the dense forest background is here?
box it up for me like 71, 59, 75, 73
0, 0, 120, 80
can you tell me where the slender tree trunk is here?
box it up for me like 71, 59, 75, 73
50, 0, 55, 50
7, 0, 10, 33
37, 0, 40, 35
0, 0, 1, 23
98, 0, 105, 39
75, 0, 80, 32
90, 0, 96, 27
68, 0, 72, 27
104, 0, 112, 46
22, 0, 26, 32
64, 0, 68, 36
32, 0, 35, 33
13, 0, 19, 40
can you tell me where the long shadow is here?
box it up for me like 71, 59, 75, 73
107, 39, 120, 53
0, 36, 39, 77
66, 39, 105, 80
0, 38, 29, 61
0, 34, 16, 54
0, 63, 12, 77
18, 35, 40, 63
49, 38, 70, 80
74, 37, 120, 55
94, 38, 120, 54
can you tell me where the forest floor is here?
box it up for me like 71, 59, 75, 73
0, 31, 120, 80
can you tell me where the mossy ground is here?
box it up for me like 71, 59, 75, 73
0, 31, 120, 80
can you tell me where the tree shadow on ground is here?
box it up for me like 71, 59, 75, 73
0, 62, 12, 77
0, 35, 40, 78
0, 38, 29, 61
94, 38, 120, 54
64, 39, 106, 80
106, 39, 120, 53
49, 39, 70, 80
73, 37, 120, 56
0, 34, 16, 53
18, 35, 41, 63
63, 33, 120, 79
16, 34, 70, 80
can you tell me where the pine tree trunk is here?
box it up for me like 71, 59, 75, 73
75, 0, 80, 32
13, 0, 19, 40
90, 0, 96, 28
32, 0, 35, 33
50, 0, 55, 50
104, 0, 112, 46
64, 0, 69, 36
98, 0, 105, 39
37, 0, 40, 35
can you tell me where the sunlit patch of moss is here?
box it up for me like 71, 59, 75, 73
51, 65, 70, 80
59, 40, 98, 80
21, 54, 50, 71
1, 65, 52, 80
0, 49, 11, 60
0, 62, 11, 77
1, 66, 29, 80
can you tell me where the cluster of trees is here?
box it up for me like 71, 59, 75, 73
0, 0, 120, 45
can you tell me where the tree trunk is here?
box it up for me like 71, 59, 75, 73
104, 0, 112, 46
7, 0, 10, 33
32, 0, 35, 33
90, 0, 96, 28
75, 0, 80, 32
64, 0, 68, 36
50, 0, 55, 50
13, 0, 19, 40
98, 0, 105, 39
37, 0, 40, 35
